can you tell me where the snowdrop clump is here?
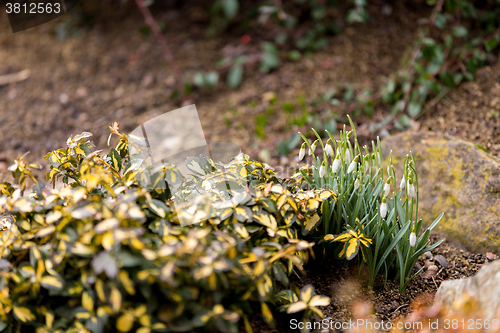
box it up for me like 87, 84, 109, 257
296, 116, 443, 292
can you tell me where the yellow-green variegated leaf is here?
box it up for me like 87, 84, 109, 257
95, 218, 120, 234
309, 295, 330, 307
233, 223, 249, 239
331, 232, 352, 243
344, 238, 360, 261
338, 245, 346, 258
116, 312, 134, 332
302, 214, 321, 235
35, 225, 56, 238
359, 237, 373, 247
234, 207, 252, 222
219, 208, 234, 221
40, 275, 64, 290
261, 302, 275, 328
324, 234, 334, 241
283, 211, 296, 226
253, 212, 277, 231
304, 198, 320, 211
299, 285, 314, 303
13, 306, 36, 322
286, 301, 307, 314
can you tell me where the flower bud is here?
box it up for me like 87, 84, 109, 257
324, 141, 334, 157
345, 149, 351, 163
380, 197, 387, 219
309, 140, 318, 155
383, 178, 391, 197
299, 143, 306, 161
409, 232, 416, 247
319, 162, 326, 178
400, 175, 406, 190
408, 178, 416, 198
354, 178, 360, 190
331, 155, 341, 173
347, 155, 359, 174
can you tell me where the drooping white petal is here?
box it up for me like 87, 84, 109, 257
380, 202, 387, 219
409, 232, 417, 247
299, 146, 306, 161
319, 164, 326, 178
345, 149, 351, 162
309, 142, 317, 155
347, 160, 356, 174
408, 183, 416, 198
383, 183, 390, 197
325, 144, 334, 157
400, 176, 406, 190
354, 179, 360, 190
331, 158, 341, 173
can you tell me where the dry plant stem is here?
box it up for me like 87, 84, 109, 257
0, 69, 30, 86
134, 0, 181, 89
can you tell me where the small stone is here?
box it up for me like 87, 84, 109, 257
425, 251, 433, 259
59, 93, 69, 104
428, 265, 439, 272
486, 252, 498, 261
434, 254, 450, 268
424, 260, 434, 268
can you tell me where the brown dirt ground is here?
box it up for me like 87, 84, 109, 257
1, 1, 499, 331
0, 1, 425, 172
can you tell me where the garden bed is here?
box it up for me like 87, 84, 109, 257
246, 235, 492, 332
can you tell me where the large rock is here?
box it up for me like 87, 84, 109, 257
434, 260, 500, 320
382, 131, 500, 253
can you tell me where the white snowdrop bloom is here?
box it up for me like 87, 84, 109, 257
299, 143, 306, 161
354, 178, 360, 190
409, 232, 417, 247
408, 181, 416, 198
331, 156, 341, 173
383, 181, 391, 197
309, 140, 318, 155
324, 142, 334, 157
345, 149, 351, 162
347, 160, 356, 174
319, 163, 327, 178
380, 198, 387, 219
400, 176, 406, 190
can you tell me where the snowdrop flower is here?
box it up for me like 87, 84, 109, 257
347, 155, 358, 174
299, 143, 306, 161
380, 197, 387, 219
309, 140, 318, 155
319, 162, 327, 178
383, 178, 391, 197
400, 175, 406, 190
354, 178, 360, 190
324, 141, 334, 157
409, 231, 417, 247
408, 179, 416, 198
331, 155, 341, 173
345, 149, 351, 163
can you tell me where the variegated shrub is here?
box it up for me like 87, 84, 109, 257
0, 123, 332, 333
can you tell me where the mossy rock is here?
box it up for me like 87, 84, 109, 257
382, 131, 500, 253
